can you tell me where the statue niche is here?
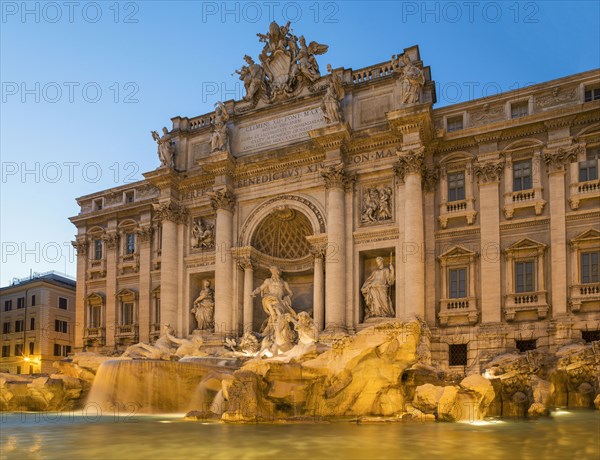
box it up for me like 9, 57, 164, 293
361, 254, 395, 321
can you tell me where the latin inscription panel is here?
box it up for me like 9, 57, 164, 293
233, 107, 326, 154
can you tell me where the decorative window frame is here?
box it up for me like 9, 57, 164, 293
438, 153, 477, 229
438, 246, 478, 326
123, 189, 136, 204
506, 96, 533, 120
444, 112, 466, 133
117, 220, 140, 274
504, 238, 549, 321
503, 144, 546, 219
87, 227, 107, 278
569, 142, 600, 210
115, 288, 139, 343
569, 229, 600, 312
84, 293, 105, 346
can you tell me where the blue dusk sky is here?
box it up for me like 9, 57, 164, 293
1, 1, 599, 286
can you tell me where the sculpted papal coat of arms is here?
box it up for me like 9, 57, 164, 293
234, 21, 329, 104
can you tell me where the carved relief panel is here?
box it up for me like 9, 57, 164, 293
359, 179, 395, 227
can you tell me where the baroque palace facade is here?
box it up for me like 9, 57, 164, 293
70, 23, 600, 372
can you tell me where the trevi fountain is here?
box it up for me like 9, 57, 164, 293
2, 20, 600, 460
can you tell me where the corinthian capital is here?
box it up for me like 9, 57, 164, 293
421, 167, 439, 192
393, 148, 425, 183
543, 144, 583, 173
209, 189, 236, 212
321, 163, 349, 189
473, 160, 504, 183
102, 231, 120, 249
153, 201, 189, 224
136, 225, 154, 243
72, 238, 88, 256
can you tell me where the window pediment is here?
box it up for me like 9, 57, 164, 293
571, 229, 600, 248
505, 238, 546, 257
117, 288, 138, 300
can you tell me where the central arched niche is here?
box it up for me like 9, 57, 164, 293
250, 206, 315, 330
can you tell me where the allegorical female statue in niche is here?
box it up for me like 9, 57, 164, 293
361, 256, 395, 320
191, 280, 215, 331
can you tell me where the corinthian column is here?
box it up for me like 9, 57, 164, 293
210, 189, 236, 336
394, 149, 425, 320
308, 241, 327, 331
544, 145, 580, 316
154, 202, 187, 334
322, 164, 349, 333
473, 159, 504, 323
71, 236, 88, 351
238, 256, 254, 334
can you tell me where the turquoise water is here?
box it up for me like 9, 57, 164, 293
1, 410, 598, 459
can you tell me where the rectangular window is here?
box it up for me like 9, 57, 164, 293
582, 330, 600, 343
31, 295, 36, 306
449, 344, 468, 366
93, 198, 103, 211
30, 317, 35, 331
55, 320, 68, 334
122, 302, 134, 325
513, 160, 532, 191
14, 344, 23, 356
15, 320, 24, 333
54, 344, 71, 357
4, 300, 12, 311
94, 239, 103, 260
579, 148, 599, 182
1, 345, 10, 357
581, 251, 599, 284
584, 87, 600, 102
28, 342, 34, 355
126, 233, 136, 255
516, 339, 536, 352
16, 297, 25, 309
16, 366, 21, 374
90, 305, 101, 328
511, 101, 529, 119
125, 191, 135, 203
515, 261, 535, 293
58, 297, 68, 310
447, 171, 466, 202
447, 115, 463, 132
2, 322, 10, 334
449, 268, 467, 298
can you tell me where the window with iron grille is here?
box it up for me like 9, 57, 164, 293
582, 330, 600, 343
449, 344, 467, 366
513, 160, 532, 191
581, 251, 599, 284
447, 171, 465, 202
516, 339, 536, 352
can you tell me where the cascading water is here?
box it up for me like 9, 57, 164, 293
86, 359, 236, 414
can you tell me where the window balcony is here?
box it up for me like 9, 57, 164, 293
118, 254, 139, 275
570, 282, 600, 312
88, 258, 106, 278
438, 198, 477, 229
569, 179, 600, 210
438, 297, 478, 325
83, 327, 105, 346
504, 291, 549, 321
503, 187, 546, 218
